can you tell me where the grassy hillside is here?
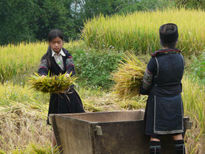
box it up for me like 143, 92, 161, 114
83, 9, 205, 55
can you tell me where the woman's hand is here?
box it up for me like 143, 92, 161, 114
65, 73, 70, 78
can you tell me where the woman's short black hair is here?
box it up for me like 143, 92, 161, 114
48, 29, 64, 42
159, 23, 178, 48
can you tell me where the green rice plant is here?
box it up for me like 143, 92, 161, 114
181, 77, 205, 153
182, 77, 205, 133
112, 53, 145, 99
83, 9, 205, 55
189, 52, 205, 84
0, 42, 47, 84
11, 143, 61, 154
29, 73, 76, 93
0, 150, 5, 154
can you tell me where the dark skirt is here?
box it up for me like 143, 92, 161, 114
144, 94, 184, 138
47, 88, 85, 124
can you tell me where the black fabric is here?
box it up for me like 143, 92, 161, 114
155, 95, 183, 132
47, 88, 84, 125
144, 94, 184, 136
174, 140, 186, 154
144, 49, 184, 97
144, 95, 154, 136
149, 141, 161, 154
159, 23, 178, 44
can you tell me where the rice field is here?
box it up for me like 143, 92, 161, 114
0, 9, 205, 153
83, 9, 205, 55
0, 76, 204, 153
0, 41, 204, 153
182, 77, 205, 153
0, 83, 50, 153
0, 41, 87, 85
0, 42, 47, 84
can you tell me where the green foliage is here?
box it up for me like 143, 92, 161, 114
11, 143, 60, 154
0, 0, 37, 45
70, 48, 123, 89
0, 150, 5, 154
0, 41, 122, 89
0, 0, 174, 45
190, 53, 205, 84
0, 0, 76, 45
82, 0, 122, 17
118, 0, 175, 14
175, 0, 205, 9
33, 0, 74, 41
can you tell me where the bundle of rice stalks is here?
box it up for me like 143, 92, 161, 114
112, 53, 145, 99
29, 73, 76, 93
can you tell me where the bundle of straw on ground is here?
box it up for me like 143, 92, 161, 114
112, 53, 145, 99
29, 73, 76, 93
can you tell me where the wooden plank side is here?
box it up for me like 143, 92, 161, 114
52, 114, 94, 154
92, 121, 149, 154
50, 112, 191, 154
92, 118, 191, 154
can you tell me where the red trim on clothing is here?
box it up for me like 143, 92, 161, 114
39, 66, 48, 69
151, 49, 181, 57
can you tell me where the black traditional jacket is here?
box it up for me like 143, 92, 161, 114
141, 48, 184, 96
38, 47, 75, 76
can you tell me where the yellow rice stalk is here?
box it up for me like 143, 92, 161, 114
83, 9, 205, 55
112, 53, 145, 99
29, 73, 76, 93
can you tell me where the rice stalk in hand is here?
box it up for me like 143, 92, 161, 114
29, 73, 76, 93
112, 53, 145, 99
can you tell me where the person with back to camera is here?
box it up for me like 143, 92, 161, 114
140, 23, 186, 154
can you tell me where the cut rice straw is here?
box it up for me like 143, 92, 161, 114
29, 73, 76, 93
112, 53, 145, 99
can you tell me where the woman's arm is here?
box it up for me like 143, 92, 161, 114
140, 57, 156, 95
38, 57, 49, 76
65, 54, 76, 76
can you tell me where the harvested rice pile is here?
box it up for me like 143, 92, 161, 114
0, 104, 52, 152
112, 53, 145, 99
29, 73, 76, 93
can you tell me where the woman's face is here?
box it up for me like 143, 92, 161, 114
49, 37, 63, 53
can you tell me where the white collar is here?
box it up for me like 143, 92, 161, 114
51, 49, 66, 57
